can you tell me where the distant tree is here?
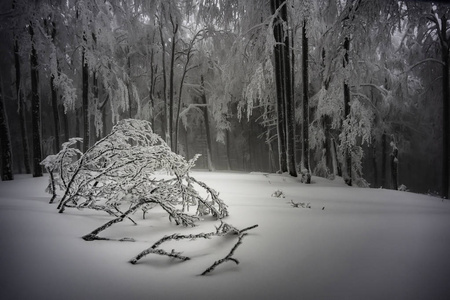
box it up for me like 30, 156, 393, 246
0, 79, 13, 181
29, 19, 42, 177
271, 0, 297, 177
12, 2, 31, 173
301, 19, 311, 183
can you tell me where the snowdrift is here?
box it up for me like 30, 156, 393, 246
1, 172, 450, 299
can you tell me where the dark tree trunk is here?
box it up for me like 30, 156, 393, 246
29, 22, 42, 177
184, 126, 190, 160
169, 19, 178, 150
330, 138, 340, 177
14, 37, 31, 174
200, 75, 215, 171
343, 37, 352, 186
82, 34, 89, 153
127, 52, 133, 119
441, 15, 449, 199
390, 141, 398, 191
50, 23, 60, 153
158, 23, 169, 144
174, 47, 191, 154
0, 81, 14, 180
372, 144, 378, 187
61, 107, 69, 141
226, 129, 232, 170
301, 19, 311, 183
280, 1, 297, 177
381, 132, 387, 188
271, 0, 287, 173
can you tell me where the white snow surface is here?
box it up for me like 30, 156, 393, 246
1, 171, 450, 300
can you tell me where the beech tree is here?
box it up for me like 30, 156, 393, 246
0, 80, 13, 181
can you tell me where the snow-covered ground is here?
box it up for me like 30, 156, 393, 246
1, 171, 450, 300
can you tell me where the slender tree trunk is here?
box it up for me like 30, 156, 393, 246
82, 34, 89, 153
381, 132, 387, 188
441, 15, 449, 199
149, 41, 156, 129
343, 37, 352, 186
62, 106, 69, 141
14, 37, 31, 174
390, 139, 398, 191
169, 19, 178, 150
75, 108, 81, 151
0, 80, 13, 180
271, 0, 287, 173
331, 137, 340, 176
127, 52, 133, 119
301, 19, 311, 183
174, 51, 191, 154
226, 129, 232, 170
49, 22, 61, 153
200, 75, 215, 171
158, 23, 169, 145
184, 126, 190, 160
372, 143, 378, 187
29, 22, 42, 177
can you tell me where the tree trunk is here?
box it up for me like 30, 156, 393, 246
301, 19, 311, 183
14, 37, 31, 174
29, 22, 42, 177
158, 23, 169, 145
372, 144, 378, 187
0, 80, 13, 180
184, 126, 190, 160
343, 37, 352, 186
330, 138, 339, 177
82, 34, 89, 153
200, 75, 215, 171
174, 50, 191, 154
280, 1, 297, 177
390, 140, 398, 191
271, 0, 287, 173
226, 129, 232, 170
381, 132, 387, 188
127, 52, 133, 119
441, 15, 449, 199
50, 22, 61, 153
169, 19, 178, 150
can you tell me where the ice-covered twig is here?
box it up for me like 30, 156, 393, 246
200, 233, 248, 276
130, 223, 258, 273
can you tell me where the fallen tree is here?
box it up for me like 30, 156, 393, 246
41, 119, 259, 276
42, 119, 228, 230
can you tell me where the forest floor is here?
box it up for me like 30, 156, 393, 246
1, 171, 450, 300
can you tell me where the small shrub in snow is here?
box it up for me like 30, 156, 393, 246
290, 200, 311, 209
271, 189, 285, 198
40, 138, 83, 203
398, 184, 409, 192
42, 119, 228, 235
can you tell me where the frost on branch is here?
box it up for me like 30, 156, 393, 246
42, 119, 228, 236
40, 138, 83, 203
129, 222, 258, 276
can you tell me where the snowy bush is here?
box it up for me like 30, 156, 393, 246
271, 189, 285, 198
41, 138, 83, 203
289, 200, 311, 209
398, 184, 409, 192
43, 119, 228, 233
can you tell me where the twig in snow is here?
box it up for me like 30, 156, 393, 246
200, 233, 248, 276
289, 200, 311, 209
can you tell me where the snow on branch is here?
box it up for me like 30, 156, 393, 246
129, 222, 258, 276
42, 119, 228, 235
